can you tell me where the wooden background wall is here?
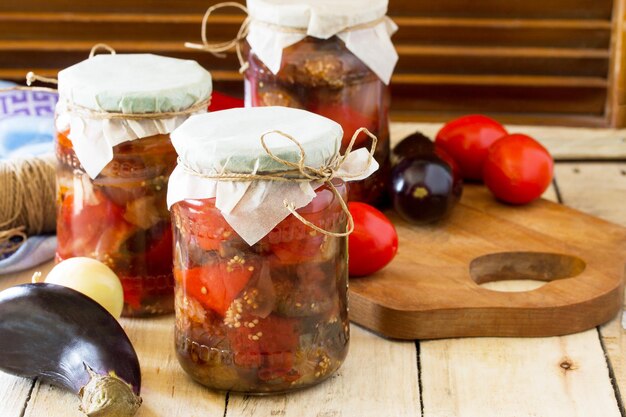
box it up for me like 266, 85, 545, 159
1, 0, 625, 127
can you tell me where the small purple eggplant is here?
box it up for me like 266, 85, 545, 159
0, 283, 142, 417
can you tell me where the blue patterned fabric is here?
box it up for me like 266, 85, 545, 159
0, 86, 58, 160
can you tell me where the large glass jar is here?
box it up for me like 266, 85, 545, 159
167, 106, 377, 393
245, 38, 391, 206
54, 53, 213, 317
56, 131, 177, 316
172, 181, 349, 393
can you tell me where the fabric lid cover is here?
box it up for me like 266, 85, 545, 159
167, 106, 378, 245
247, 0, 388, 39
56, 53, 212, 178
171, 106, 341, 174
58, 54, 212, 113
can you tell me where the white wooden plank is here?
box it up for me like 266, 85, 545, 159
554, 162, 626, 398
227, 324, 421, 417
391, 123, 626, 160
0, 372, 33, 417
421, 328, 621, 417
554, 163, 626, 226
123, 317, 226, 417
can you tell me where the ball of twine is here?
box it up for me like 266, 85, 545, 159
0, 154, 56, 255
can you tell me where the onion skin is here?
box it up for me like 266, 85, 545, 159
0, 283, 142, 416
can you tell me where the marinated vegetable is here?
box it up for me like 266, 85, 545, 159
172, 182, 350, 393
0, 283, 141, 417
56, 131, 176, 316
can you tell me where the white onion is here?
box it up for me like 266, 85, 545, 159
45, 257, 124, 318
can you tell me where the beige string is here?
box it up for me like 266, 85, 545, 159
64, 97, 212, 121
0, 155, 56, 255
89, 43, 116, 58
185, 2, 388, 72
25, 72, 58, 86
181, 128, 378, 237
185, 2, 251, 72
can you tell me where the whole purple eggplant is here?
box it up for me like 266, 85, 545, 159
0, 283, 142, 417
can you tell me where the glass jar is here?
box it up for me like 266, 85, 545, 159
244, 38, 391, 206
54, 53, 213, 317
166, 106, 376, 393
172, 180, 349, 393
56, 131, 177, 316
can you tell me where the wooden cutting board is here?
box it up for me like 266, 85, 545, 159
349, 185, 626, 340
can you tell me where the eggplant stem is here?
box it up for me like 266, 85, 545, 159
79, 366, 142, 417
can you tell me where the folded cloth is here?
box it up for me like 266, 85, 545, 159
0, 235, 57, 275
0, 82, 58, 274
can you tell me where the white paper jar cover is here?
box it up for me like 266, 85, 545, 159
246, 0, 398, 84
167, 106, 378, 245
56, 54, 213, 178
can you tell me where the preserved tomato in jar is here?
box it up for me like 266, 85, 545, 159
54, 53, 213, 316
167, 107, 377, 393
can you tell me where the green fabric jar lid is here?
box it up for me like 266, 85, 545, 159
57, 54, 212, 114
171, 106, 343, 174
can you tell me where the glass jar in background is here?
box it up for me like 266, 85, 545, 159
54, 53, 212, 316
167, 106, 377, 393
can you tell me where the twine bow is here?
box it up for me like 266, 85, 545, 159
181, 127, 378, 237
185, 2, 251, 73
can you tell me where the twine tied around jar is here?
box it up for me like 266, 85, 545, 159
180, 127, 378, 237
185, 2, 388, 73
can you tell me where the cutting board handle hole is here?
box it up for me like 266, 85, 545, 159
470, 252, 586, 290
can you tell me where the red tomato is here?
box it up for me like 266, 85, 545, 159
348, 202, 398, 277
483, 133, 554, 205
176, 262, 254, 316
435, 115, 508, 181
57, 191, 134, 259
208, 91, 244, 112
269, 187, 337, 265
181, 200, 236, 251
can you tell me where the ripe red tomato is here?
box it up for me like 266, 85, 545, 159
348, 202, 398, 277
435, 115, 508, 181
175, 262, 254, 316
483, 133, 554, 205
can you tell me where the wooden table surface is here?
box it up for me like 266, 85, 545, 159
1, 122, 626, 417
